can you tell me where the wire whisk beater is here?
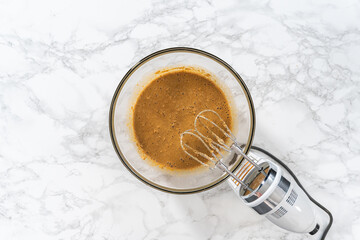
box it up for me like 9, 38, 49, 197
180, 109, 266, 191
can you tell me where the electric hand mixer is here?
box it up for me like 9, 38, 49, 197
180, 109, 332, 238
109, 47, 333, 240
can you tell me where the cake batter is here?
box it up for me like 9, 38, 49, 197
132, 67, 232, 170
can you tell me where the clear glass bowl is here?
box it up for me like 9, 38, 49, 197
109, 47, 255, 193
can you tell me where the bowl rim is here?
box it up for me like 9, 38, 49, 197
109, 47, 256, 194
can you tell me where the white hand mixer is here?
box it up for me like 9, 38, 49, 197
180, 109, 332, 239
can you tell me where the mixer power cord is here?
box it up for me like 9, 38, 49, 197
250, 146, 333, 240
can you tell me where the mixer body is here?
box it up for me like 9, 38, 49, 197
228, 148, 330, 237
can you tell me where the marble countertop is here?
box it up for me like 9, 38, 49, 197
1, 0, 359, 239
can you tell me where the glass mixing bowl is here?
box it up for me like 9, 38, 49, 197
109, 47, 255, 193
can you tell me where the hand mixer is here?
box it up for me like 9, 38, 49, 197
180, 109, 333, 239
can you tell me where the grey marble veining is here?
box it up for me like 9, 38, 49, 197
0, 0, 359, 239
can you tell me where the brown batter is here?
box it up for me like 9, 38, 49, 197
132, 67, 232, 170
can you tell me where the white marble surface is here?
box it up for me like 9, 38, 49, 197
0, 0, 359, 239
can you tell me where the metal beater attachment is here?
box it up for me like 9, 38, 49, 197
180, 109, 266, 192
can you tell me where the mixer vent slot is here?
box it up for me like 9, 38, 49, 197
272, 206, 287, 219
286, 189, 298, 206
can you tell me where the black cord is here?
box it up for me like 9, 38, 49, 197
250, 146, 333, 240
